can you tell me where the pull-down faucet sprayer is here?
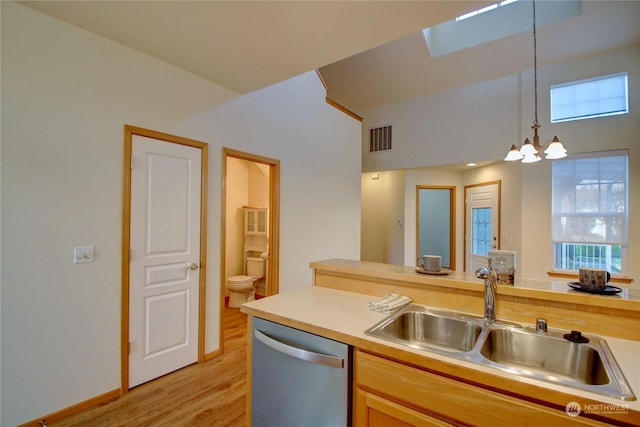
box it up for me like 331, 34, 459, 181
475, 258, 498, 322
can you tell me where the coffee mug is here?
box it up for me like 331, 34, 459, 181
417, 255, 441, 272
578, 268, 611, 290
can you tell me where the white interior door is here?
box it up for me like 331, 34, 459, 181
465, 183, 500, 273
129, 135, 201, 388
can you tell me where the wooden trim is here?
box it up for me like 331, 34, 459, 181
203, 347, 223, 361
416, 185, 456, 271
220, 152, 228, 354
198, 143, 209, 362
121, 125, 209, 392
548, 271, 633, 284
268, 157, 281, 296
18, 389, 121, 427
315, 68, 329, 91
463, 180, 501, 272
325, 97, 363, 122
121, 126, 133, 392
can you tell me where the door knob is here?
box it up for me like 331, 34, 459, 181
186, 262, 199, 271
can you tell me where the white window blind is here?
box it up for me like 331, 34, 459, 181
551, 151, 628, 245
550, 72, 628, 123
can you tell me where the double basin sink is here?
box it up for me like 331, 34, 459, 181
365, 304, 635, 401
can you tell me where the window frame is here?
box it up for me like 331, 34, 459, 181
550, 72, 629, 123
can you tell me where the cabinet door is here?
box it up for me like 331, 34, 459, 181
257, 209, 267, 233
355, 389, 452, 427
245, 209, 267, 235
355, 351, 611, 427
246, 210, 255, 233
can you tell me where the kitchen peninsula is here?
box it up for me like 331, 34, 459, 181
242, 259, 640, 426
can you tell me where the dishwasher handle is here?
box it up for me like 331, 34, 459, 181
254, 329, 344, 369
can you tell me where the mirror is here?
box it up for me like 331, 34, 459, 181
416, 186, 456, 270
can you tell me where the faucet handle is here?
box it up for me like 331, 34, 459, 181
475, 267, 490, 279
536, 318, 548, 333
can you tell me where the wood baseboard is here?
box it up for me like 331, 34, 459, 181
18, 388, 121, 427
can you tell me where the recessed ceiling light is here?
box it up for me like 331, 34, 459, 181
466, 162, 477, 167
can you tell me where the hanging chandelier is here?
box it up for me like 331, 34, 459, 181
504, 0, 567, 163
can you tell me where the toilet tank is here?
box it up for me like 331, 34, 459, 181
247, 257, 266, 279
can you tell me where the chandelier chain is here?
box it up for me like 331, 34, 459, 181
532, 0, 538, 126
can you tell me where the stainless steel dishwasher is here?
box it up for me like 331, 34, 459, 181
251, 317, 352, 427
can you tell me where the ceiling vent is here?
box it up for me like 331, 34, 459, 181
369, 125, 392, 153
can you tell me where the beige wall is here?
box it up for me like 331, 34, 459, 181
361, 44, 639, 283
361, 170, 405, 264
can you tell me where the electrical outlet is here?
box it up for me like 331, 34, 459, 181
74, 246, 95, 264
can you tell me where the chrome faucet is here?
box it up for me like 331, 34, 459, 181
475, 258, 498, 322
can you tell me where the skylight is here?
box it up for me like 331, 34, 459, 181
456, 0, 518, 22
424, 0, 582, 58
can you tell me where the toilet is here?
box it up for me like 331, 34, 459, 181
226, 254, 267, 308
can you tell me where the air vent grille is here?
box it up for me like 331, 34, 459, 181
369, 125, 392, 152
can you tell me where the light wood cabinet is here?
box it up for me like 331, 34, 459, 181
355, 388, 452, 427
354, 350, 609, 427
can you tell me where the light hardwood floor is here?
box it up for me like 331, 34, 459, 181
51, 307, 248, 427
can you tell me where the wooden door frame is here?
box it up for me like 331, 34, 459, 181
121, 125, 208, 391
220, 148, 280, 343
415, 185, 456, 271
463, 180, 501, 272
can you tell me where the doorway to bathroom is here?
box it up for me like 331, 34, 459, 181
221, 148, 280, 316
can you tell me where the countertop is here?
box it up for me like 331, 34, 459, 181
241, 286, 640, 416
311, 258, 640, 311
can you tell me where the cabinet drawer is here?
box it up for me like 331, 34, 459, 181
355, 350, 608, 427
355, 388, 453, 427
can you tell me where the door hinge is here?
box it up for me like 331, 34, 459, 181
128, 341, 131, 354
128, 249, 132, 262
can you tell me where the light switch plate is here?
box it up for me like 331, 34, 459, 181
74, 246, 95, 264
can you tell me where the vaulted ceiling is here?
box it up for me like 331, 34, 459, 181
19, 1, 640, 113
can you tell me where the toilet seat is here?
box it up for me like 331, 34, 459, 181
228, 275, 254, 285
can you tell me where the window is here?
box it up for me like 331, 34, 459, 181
550, 73, 629, 123
455, 0, 517, 22
472, 207, 492, 256
551, 151, 628, 274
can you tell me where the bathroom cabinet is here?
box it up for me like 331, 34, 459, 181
245, 208, 268, 235
243, 207, 268, 258
354, 350, 610, 427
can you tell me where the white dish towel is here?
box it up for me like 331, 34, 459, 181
368, 293, 412, 313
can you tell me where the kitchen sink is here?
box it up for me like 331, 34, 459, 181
366, 304, 636, 401
365, 305, 483, 353
480, 328, 609, 385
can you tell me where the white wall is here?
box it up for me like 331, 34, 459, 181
1, 2, 361, 425
361, 45, 639, 283
362, 73, 520, 172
